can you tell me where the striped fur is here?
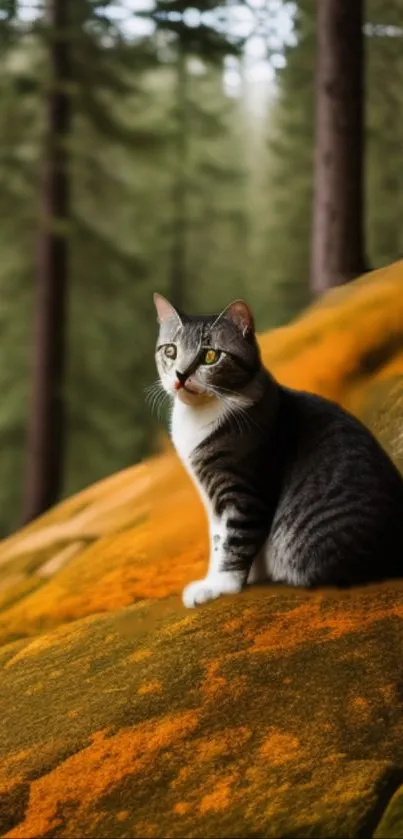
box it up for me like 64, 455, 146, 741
153, 295, 403, 607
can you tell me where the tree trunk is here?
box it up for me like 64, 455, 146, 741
22, 0, 71, 523
170, 40, 188, 311
311, 0, 366, 295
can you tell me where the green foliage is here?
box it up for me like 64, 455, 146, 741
366, 0, 403, 266
260, 0, 315, 326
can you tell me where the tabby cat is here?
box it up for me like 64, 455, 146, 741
153, 293, 403, 608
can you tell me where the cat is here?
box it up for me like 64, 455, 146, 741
153, 292, 403, 608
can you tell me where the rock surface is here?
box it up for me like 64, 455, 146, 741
1, 261, 403, 837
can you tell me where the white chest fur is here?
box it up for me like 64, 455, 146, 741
171, 398, 225, 465
171, 396, 225, 527
172, 396, 245, 608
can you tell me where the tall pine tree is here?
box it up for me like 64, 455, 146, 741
311, 0, 366, 294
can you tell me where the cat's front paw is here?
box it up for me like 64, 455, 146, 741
182, 573, 243, 608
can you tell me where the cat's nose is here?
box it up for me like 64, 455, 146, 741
175, 370, 187, 388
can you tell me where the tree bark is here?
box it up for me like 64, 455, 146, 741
311, 0, 366, 295
22, 0, 71, 523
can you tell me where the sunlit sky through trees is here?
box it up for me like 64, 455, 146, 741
15, 0, 296, 91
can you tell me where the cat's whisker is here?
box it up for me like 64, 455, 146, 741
145, 388, 160, 406
145, 380, 163, 397
222, 400, 243, 435
145, 379, 170, 420
157, 394, 169, 422
236, 403, 257, 434
147, 390, 161, 411
207, 385, 258, 435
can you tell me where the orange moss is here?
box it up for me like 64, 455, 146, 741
24, 681, 44, 696
137, 680, 162, 695
160, 615, 197, 638
173, 802, 191, 815
130, 820, 160, 837
0, 749, 33, 795
194, 727, 252, 763
347, 696, 373, 727
171, 765, 193, 789
201, 659, 227, 698
250, 593, 403, 654
379, 683, 398, 704
128, 649, 152, 663
261, 262, 403, 401
222, 610, 252, 633
0, 489, 207, 641
350, 697, 370, 714
198, 776, 236, 814
5, 712, 199, 839
259, 730, 301, 764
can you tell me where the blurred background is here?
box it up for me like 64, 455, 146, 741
0, 0, 402, 537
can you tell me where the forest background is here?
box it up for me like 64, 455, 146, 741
0, 0, 402, 537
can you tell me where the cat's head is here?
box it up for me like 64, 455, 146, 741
153, 293, 261, 406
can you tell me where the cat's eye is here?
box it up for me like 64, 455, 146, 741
202, 348, 221, 366
163, 344, 177, 360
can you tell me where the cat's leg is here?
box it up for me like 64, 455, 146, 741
182, 512, 256, 608
247, 545, 269, 584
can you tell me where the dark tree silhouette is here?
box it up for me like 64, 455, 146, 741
23, 0, 71, 523
311, 0, 367, 295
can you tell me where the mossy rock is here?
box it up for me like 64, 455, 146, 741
2, 584, 403, 838
2, 260, 403, 837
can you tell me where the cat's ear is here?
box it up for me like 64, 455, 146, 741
153, 293, 181, 325
216, 299, 255, 338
